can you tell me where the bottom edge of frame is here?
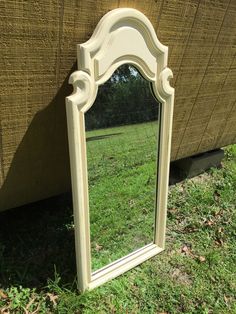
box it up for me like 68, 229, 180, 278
88, 243, 163, 290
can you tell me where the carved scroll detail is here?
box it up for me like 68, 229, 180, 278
158, 68, 174, 99
67, 70, 98, 112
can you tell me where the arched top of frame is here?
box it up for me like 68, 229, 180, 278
67, 8, 174, 112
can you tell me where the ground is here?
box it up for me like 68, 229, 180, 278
0, 123, 235, 313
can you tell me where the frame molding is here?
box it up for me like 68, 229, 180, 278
66, 8, 174, 292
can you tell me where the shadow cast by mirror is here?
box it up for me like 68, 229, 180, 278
0, 64, 76, 211
0, 64, 77, 289
0, 194, 76, 290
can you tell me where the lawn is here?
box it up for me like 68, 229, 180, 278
86, 121, 159, 270
0, 137, 235, 313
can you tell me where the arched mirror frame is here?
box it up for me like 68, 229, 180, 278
66, 8, 174, 292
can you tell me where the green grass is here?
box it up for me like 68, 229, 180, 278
0, 125, 235, 313
86, 121, 159, 270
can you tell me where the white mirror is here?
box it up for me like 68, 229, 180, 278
66, 8, 174, 291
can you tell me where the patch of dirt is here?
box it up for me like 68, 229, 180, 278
188, 172, 211, 185
171, 268, 192, 286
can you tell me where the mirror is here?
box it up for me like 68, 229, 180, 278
85, 64, 161, 271
66, 8, 174, 291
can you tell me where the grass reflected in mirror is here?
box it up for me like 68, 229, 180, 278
85, 64, 160, 271
87, 122, 159, 270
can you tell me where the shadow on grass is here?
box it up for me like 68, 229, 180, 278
0, 194, 76, 290
86, 132, 122, 142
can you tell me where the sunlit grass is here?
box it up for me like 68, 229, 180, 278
86, 121, 159, 270
0, 140, 235, 313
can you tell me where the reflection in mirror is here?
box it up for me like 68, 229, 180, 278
85, 64, 161, 271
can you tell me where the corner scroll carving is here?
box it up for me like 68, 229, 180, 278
158, 68, 174, 100
67, 70, 98, 112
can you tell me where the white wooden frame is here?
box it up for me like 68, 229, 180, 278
66, 8, 174, 292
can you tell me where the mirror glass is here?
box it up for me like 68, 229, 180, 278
85, 64, 161, 271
